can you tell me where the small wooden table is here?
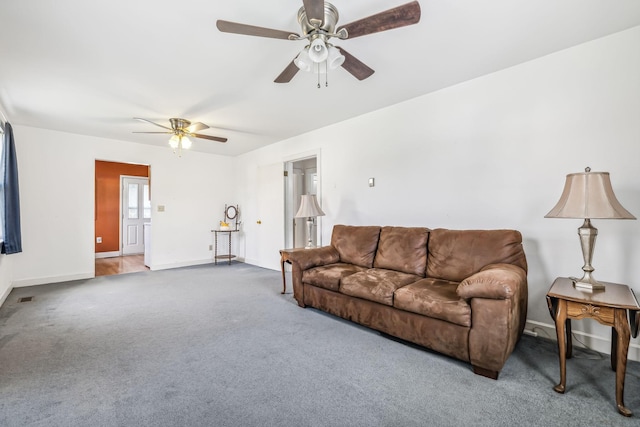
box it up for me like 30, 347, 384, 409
279, 248, 307, 294
546, 277, 639, 416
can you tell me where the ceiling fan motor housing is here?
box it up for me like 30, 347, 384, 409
170, 118, 191, 131
297, 2, 340, 37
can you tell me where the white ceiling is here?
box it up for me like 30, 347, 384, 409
1, 0, 639, 156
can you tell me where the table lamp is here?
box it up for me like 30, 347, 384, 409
295, 194, 325, 248
545, 167, 636, 291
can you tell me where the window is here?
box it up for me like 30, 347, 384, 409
0, 123, 4, 242
143, 184, 151, 219
0, 119, 22, 254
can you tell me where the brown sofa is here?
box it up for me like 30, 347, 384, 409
287, 225, 528, 379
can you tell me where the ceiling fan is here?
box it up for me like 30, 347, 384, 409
133, 117, 227, 156
216, 1, 421, 85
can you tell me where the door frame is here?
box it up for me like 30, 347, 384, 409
120, 175, 151, 255
94, 160, 151, 260
283, 149, 322, 250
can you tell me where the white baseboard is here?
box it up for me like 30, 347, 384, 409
242, 258, 279, 271
525, 319, 640, 363
95, 251, 120, 259
12, 273, 94, 288
0, 284, 13, 307
150, 259, 214, 271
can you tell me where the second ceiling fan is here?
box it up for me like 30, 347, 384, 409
216, 1, 421, 84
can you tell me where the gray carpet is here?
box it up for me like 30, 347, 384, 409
0, 262, 638, 427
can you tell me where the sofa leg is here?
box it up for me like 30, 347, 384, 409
473, 366, 499, 380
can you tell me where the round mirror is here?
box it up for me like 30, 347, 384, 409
225, 205, 238, 220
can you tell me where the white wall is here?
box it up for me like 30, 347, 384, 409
235, 27, 640, 358
8, 126, 234, 287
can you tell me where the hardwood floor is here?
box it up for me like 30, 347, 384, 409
95, 254, 148, 277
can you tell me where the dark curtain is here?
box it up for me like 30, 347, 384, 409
1, 122, 22, 254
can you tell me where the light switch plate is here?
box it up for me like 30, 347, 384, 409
368, 178, 375, 187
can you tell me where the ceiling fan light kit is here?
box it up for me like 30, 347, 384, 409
216, 1, 421, 86
133, 117, 227, 157
294, 43, 344, 74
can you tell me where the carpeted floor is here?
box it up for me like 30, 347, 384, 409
0, 262, 639, 426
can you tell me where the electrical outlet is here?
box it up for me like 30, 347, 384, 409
157, 205, 165, 212
208, 245, 213, 251
96, 237, 102, 243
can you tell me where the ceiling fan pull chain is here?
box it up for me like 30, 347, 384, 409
325, 61, 329, 87
317, 68, 321, 89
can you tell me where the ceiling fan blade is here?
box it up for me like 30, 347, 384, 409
337, 1, 421, 39
216, 20, 299, 40
336, 47, 374, 81
192, 133, 228, 143
133, 117, 172, 130
132, 131, 173, 134
303, 0, 325, 27
274, 60, 300, 83
186, 122, 209, 133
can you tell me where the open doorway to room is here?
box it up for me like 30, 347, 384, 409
284, 155, 321, 250
95, 160, 151, 276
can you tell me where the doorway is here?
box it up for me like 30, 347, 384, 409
121, 176, 151, 255
95, 160, 150, 276
284, 155, 320, 249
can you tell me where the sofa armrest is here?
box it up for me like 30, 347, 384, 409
456, 264, 527, 300
287, 246, 340, 271
457, 263, 528, 378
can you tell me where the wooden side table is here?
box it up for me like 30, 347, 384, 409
546, 277, 640, 416
279, 248, 307, 294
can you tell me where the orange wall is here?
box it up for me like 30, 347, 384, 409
95, 160, 149, 253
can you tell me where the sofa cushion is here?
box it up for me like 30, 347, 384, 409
426, 229, 527, 282
331, 225, 381, 268
394, 278, 471, 327
340, 268, 421, 306
373, 226, 429, 276
303, 263, 367, 292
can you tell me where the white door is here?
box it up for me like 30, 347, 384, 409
255, 163, 285, 270
122, 176, 151, 255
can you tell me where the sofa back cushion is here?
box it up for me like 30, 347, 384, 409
373, 227, 429, 276
426, 229, 527, 282
331, 225, 381, 268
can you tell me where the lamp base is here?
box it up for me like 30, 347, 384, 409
573, 219, 605, 291
571, 273, 605, 292
304, 217, 315, 249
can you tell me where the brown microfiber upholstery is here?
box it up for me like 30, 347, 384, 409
340, 269, 421, 306
457, 263, 528, 300
303, 284, 470, 362
291, 224, 529, 380
394, 278, 471, 327
331, 225, 381, 268
373, 226, 429, 276
302, 263, 367, 292
426, 229, 527, 282
287, 246, 340, 270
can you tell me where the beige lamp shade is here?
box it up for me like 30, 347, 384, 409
545, 169, 635, 220
295, 194, 325, 218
